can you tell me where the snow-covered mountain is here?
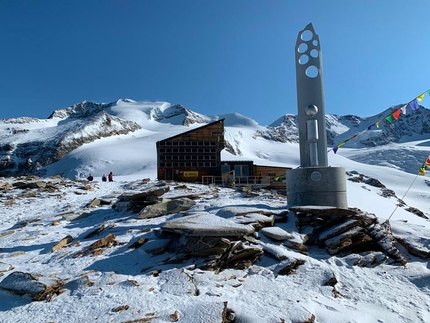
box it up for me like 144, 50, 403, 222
0, 99, 429, 178
2, 99, 430, 322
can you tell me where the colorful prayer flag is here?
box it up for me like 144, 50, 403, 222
419, 166, 426, 176
375, 121, 380, 128
417, 93, 425, 102
409, 99, 420, 111
385, 114, 394, 122
400, 104, 407, 115
425, 156, 430, 168
392, 109, 401, 120
333, 146, 338, 154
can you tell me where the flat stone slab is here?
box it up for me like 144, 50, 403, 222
289, 205, 358, 217
162, 212, 255, 237
259, 227, 294, 241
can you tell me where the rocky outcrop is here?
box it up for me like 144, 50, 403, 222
0, 271, 64, 301
291, 206, 408, 265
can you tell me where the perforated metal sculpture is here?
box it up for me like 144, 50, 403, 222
286, 23, 348, 208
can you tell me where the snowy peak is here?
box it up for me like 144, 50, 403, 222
48, 100, 117, 119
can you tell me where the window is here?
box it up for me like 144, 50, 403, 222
234, 165, 249, 177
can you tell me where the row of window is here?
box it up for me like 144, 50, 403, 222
160, 162, 218, 167
159, 148, 218, 153
159, 141, 218, 147
160, 155, 218, 161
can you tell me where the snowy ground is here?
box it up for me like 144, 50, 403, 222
1, 108, 430, 322
1, 163, 430, 322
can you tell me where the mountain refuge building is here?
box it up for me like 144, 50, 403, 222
156, 119, 291, 189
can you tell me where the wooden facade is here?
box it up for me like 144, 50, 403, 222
156, 119, 291, 189
156, 119, 225, 182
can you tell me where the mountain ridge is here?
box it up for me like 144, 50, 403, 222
0, 99, 429, 178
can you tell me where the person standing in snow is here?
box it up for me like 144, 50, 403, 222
87, 174, 94, 181
108, 172, 113, 182
102, 174, 107, 182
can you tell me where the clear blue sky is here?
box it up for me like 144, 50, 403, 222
1, 0, 429, 125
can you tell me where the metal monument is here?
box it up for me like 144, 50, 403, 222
286, 23, 348, 207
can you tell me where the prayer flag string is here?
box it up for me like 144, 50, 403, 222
329, 90, 430, 154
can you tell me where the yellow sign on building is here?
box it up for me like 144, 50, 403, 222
183, 171, 198, 177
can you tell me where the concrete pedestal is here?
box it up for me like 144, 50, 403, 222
286, 167, 348, 208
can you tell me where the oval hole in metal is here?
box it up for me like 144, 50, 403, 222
298, 43, 308, 53
301, 30, 313, 41
310, 49, 318, 58
299, 54, 309, 65
305, 65, 318, 78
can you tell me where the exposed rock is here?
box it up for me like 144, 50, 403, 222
162, 212, 255, 237
72, 233, 116, 258
119, 185, 170, 202
13, 181, 47, 189
0, 271, 64, 301
87, 197, 101, 208
83, 224, 106, 239
137, 197, 196, 219
0, 230, 14, 239
234, 212, 275, 230
259, 226, 294, 241
51, 235, 74, 253
276, 258, 306, 275
127, 237, 148, 249
182, 236, 231, 257
142, 239, 173, 255
405, 207, 429, 220
291, 206, 407, 265
0, 262, 14, 273
112, 305, 129, 313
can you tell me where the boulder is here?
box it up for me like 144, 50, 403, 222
137, 198, 196, 219
162, 212, 255, 237
0, 271, 64, 301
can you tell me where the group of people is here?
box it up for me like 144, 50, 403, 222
87, 171, 113, 182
